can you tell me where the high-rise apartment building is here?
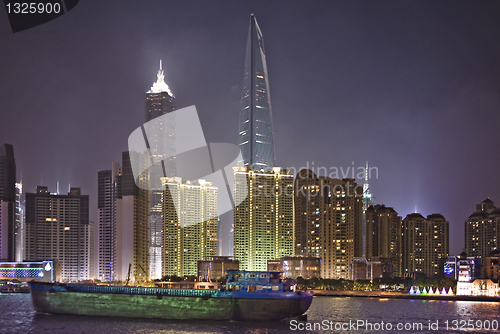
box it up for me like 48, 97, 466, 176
117, 152, 149, 282
97, 163, 121, 281
96, 153, 150, 283
365, 204, 402, 276
294, 169, 363, 279
0, 143, 16, 261
233, 166, 293, 271
402, 213, 449, 277
465, 198, 500, 264
238, 14, 275, 171
25, 187, 89, 281
162, 178, 217, 277
145, 61, 176, 279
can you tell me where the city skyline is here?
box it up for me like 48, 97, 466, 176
2, 2, 500, 255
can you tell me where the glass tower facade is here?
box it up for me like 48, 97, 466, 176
145, 61, 176, 279
238, 14, 275, 171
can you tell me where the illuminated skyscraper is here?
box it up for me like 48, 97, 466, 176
0, 143, 16, 261
145, 61, 176, 279
233, 166, 294, 271
26, 187, 90, 281
238, 14, 275, 171
162, 178, 217, 277
294, 169, 363, 279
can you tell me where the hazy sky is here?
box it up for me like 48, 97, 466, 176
1, 1, 500, 255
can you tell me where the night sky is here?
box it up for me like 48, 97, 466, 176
1, 1, 500, 256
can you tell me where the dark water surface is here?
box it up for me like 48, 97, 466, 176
1, 293, 500, 333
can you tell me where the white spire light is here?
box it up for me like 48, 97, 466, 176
147, 59, 173, 96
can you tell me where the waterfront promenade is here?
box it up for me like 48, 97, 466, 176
313, 290, 500, 302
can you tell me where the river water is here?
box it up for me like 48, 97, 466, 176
1, 293, 500, 333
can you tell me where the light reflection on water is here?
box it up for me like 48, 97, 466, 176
1, 293, 500, 333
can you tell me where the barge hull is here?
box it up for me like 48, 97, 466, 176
29, 283, 312, 321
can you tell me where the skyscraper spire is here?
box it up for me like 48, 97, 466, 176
148, 59, 173, 96
238, 15, 275, 171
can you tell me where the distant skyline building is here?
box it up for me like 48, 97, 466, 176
362, 162, 372, 257
161, 177, 218, 277
0, 143, 16, 261
25, 187, 89, 281
97, 163, 121, 281
145, 61, 176, 279
294, 169, 363, 279
465, 198, 500, 265
238, 14, 276, 171
233, 166, 293, 271
402, 213, 449, 277
365, 204, 402, 276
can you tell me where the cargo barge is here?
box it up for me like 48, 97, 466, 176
29, 270, 313, 321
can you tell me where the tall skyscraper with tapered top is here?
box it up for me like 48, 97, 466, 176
238, 14, 275, 171
145, 61, 176, 279
233, 16, 293, 271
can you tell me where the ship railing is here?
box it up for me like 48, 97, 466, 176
65, 284, 220, 297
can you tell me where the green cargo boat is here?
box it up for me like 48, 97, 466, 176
29, 270, 313, 321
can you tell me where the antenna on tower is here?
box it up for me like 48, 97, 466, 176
57, 181, 59, 195
160, 59, 162, 71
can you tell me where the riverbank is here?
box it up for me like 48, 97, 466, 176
312, 290, 500, 302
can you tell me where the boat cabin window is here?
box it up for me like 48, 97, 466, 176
260, 274, 267, 278
249, 274, 256, 278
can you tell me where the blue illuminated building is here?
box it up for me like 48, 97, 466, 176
0, 261, 58, 282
